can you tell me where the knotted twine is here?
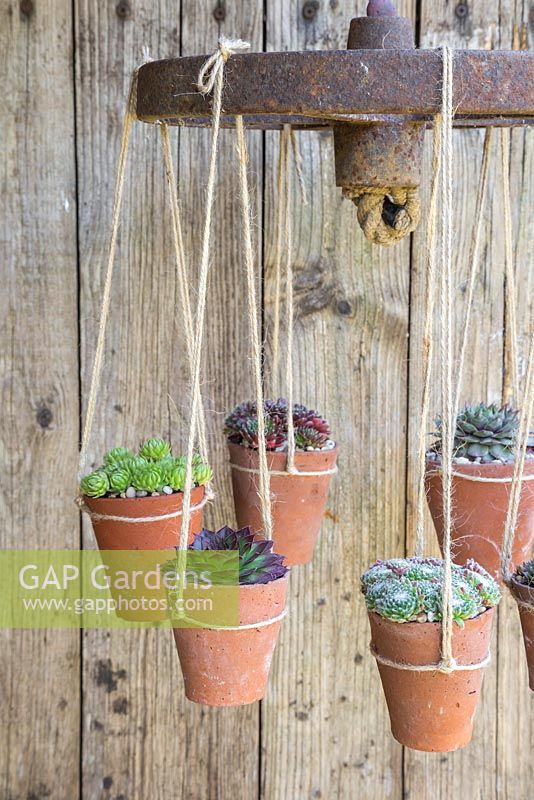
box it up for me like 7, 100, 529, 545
344, 186, 421, 247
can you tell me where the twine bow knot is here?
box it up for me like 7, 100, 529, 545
197, 36, 250, 95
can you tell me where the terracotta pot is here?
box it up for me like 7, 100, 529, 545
173, 574, 288, 706
227, 442, 338, 566
510, 576, 534, 691
368, 608, 495, 752
84, 487, 205, 622
425, 459, 534, 582
84, 485, 205, 550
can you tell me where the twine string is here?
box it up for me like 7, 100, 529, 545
78, 494, 208, 523
438, 44, 456, 673
229, 462, 338, 478
235, 115, 274, 539
179, 39, 250, 557
413, 112, 442, 557
159, 122, 214, 500
283, 124, 298, 475
172, 606, 288, 631
371, 645, 490, 673
78, 71, 139, 480
501, 127, 520, 405
501, 331, 534, 583
271, 128, 289, 395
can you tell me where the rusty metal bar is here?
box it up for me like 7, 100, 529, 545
136, 50, 534, 127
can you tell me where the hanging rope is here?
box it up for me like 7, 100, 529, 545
179, 38, 251, 555
77, 71, 139, 480
159, 122, 214, 500
271, 128, 289, 396
501, 127, 520, 405
283, 124, 298, 475
451, 129, 494, 418
413, 113, 442, 557
235, 116, 274, 539
501, 330, 534, 584
437, 44, 456, 673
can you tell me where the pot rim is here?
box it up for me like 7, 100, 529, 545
425, 456, 534, 477
367, 606, 494, 630
510, 574, 534, 602
227, 440, 339, 455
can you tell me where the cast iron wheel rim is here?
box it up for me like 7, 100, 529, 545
136, 49, 534, 129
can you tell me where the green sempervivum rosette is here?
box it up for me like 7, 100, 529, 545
103, 447, 134, 469
167, 465, 186, 492
449, 579, 482, 627
108, 467, 131, 494
193, 462, 213, 486
373, 577, 421, 623
80, 469, 109, 498
131, 463, 164, 493
139, 438, 171, 461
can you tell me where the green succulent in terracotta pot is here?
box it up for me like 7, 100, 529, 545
362, 556, 501, 752
425, 402, 534, 581
510, 559, 534, 692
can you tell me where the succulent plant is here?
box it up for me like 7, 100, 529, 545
103, 447, 134, 468
80, 439, 211, 499
190, 525, 289, 585
108, 467, 131, 494
224, 398, 331, 451
361, 557, 500, 626
132, 463, 163, 493
80, 470, 110, 499
514, 559, 534, 587
433, 402, 519, 463
140, 437, 172, 461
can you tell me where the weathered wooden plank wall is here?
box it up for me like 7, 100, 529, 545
1, 0, 533, 798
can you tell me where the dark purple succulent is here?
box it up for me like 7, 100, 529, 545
224, 398, 331, 451
190, 525, 289, 585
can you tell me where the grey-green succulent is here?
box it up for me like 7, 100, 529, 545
514, 559, 534, 587
434, 402, 519, 463
361, 557, 500, 626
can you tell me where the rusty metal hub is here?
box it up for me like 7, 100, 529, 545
135, 3, 534, 243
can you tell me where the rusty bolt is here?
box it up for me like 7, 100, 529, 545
19, 0, 33, 17
116, 0, 131, 20
455, 2, 468, 19
213, 3, 226, 21
302, 1, 319, 21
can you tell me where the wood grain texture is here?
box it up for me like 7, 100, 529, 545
0, 1, 80, 798
262, 2, 414, 798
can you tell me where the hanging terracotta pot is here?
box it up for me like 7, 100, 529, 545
84, 485, 205, 551
368, 607, 495, 752
510, 576, 534, 691
173, 574, 288, 706
425, 459, 534, 582
227, 442, 338, 565
83, 487, 206, 622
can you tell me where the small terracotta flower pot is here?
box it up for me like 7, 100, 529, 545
368, 608, 495, 752
84, 485, 205, 550
227, 442, 338, 566
173, 574, 288, 706
84, 487, 205, 622
510, 576, 534, 691
425, 459, 534, 582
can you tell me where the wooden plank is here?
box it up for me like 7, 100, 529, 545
405, 2, 516, 797
262, 2, 414, 798
0, 1, 80, 798
76, 0, 262, 797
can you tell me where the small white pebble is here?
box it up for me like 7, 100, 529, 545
162, 485, 173, 495
454, 456, 470, 464
125, 487, 136, 498
136, 490, 148, 497
120, 492, 126, 499
151, 492, 160, 497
